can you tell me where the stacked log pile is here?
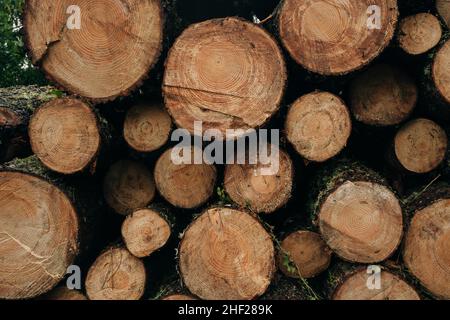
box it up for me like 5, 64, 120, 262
0, 0, 449, 301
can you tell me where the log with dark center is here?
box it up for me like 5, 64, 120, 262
23, 0, 164, 102
278, 0, 398, 75
163, 17, 286, 139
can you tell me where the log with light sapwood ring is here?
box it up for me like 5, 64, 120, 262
124, 102, 172, 153
85, 246, 146, 300
437, 0, 450, 28
392, 118, 448, 174
224, 145, 293, 214
23, 0, 164, 102
154, 148, 217, 209
29, 98, 101, 174
398, 13, 442, 55
403, 184, 450, 300
278, 0, 398, 75
121, 207, 171, 258
285, 91, 351, 162
349, 64, 418, 126
179, 207, 275, 300
103, 160, 156, 215
163, 17, 286, 139
310, 161, 403, 263
0, 170, 78, 299
330, 267, 420, 300
278, 230, 332, 279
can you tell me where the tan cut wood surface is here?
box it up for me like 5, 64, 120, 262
278, 0, 398, 75
437, 0, 450, 27
278, 231, 332, 279
394, 119, 447, 173
154, 148, 216, 209
23, 0, 163, 102
332, 269, 420, 300
163, 17, 286, 139
179, 207, 275, 300
43, 287, 87, 300
29, 98, 100, 174
122, 208, 171, 258
86, 246, 146, 300
124, 102, 172, 153
285, 91, 351, 162
399, 13, 442, 55
224, 146, 293, 214
403, 199, 450, 299
433, 39, 450, 104
319, 181, 403, 263
0, 172, 78, 299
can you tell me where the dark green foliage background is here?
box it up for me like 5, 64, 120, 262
0, 0, 47, 87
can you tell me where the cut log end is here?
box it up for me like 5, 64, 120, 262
179, 207, 275, 300
319, 181, 403, 263
163, 17, 286, 138
103, 160, 156, 215
332, 269, 420, 300
124, 102, 172, 153
399, 13, 442, 55
285, 91, 351, 162
29, 98, 100, 174
23, 0, 163, 101
278, 231, 332, 279
394, 119, 448, 174
350, 64, 417, 126
121, 208, 171, 258
0, 171, 78, 299
278, 0, 398, 75
154, 148, 216, 209
404, 199, 450, 299
85, 246, 146, 300
433, 39, 450, 104
224, 147, 293, 214
43, 287, 87, 300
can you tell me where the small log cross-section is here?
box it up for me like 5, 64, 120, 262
154, 148, 217, 209
350, 64, 418, 126
179, 207, 275, 300
29, 98, 101, 174
23, 0, 164, 102
398, 13, 442, 55
121, 208, 171, 258
163, 17, 286, 138
403, 185, 450, 299
0, 171, 78, 299
278, 0, 398, 75
278, 230, 332, 279
432, 39, 450, 108
85, 246, 146, 300
124, 102, 172, 153
437, 0, 450, 27
331, 267, 420, 300
42, 287, 87, 300
311, 161, 403, 263
285, 91, 351, 162
103, 160, 156, 215
224, 146, 293, 214
392, 118, 448, 174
